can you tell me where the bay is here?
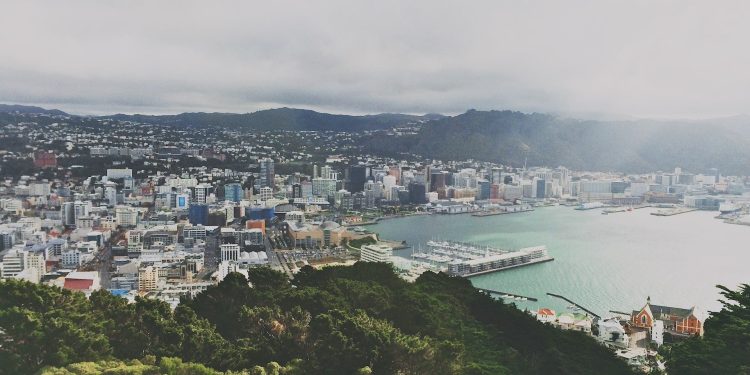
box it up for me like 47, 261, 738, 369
370, 206, 750, 316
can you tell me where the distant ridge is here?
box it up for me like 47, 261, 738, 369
408, 110, 750, 173
3, 102, 750, 173
0, 104, 68, 116
101, 107, 445, 131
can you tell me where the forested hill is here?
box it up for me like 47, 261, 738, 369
0, 103, 69, 116
0, 263, 632, 375
102, 108, 444, 131
404, 110, 750, 174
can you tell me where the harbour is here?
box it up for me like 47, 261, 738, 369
374, 205, 750, 315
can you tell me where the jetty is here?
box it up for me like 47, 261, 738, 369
477, 288, 538, 302
546, 293, 600, 318
651, 207, 698, 216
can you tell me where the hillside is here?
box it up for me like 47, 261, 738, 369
0, 103, 69, 116
404, 110, 750, 174
0, 263, 632, 375
103, 108, 443, 131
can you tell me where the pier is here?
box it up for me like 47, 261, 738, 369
651, 207, 698, 216
477, 288, 538, 302
471, 207, 534, 217
546, 293, 600, 318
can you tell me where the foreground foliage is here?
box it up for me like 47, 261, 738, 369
664, 284, 750, 374
0, 263, 631, 374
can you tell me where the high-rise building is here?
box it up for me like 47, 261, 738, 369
259, 158, 275, 189
408, 183, 427, 204
292, 183, 302, 198
189, 204, 209, 225
319, 165, 338, 180
224, 183, 243, 203
347, 165, 367, 193
62, 201, 92, 228
312, 178, 337, 198
533, 178, 546, 199
430, 171, 447, 192
477, 180, 491, 200
104, 181, 117, 206
194, 184, 212, 204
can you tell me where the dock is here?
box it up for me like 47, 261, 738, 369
477, 288, 538, 302
471, 207, 534, 217
546, 293, 600, 318
650, 207, 698, 216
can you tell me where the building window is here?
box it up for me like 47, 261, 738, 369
641, 315, 647, 324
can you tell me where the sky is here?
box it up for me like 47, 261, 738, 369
1, 1, 749, 118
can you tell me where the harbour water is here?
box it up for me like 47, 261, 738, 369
371, 206, 750, 316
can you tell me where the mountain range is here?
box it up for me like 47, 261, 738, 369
3, 103, 750, 174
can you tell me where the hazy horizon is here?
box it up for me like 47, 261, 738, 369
3, 1, 750, 119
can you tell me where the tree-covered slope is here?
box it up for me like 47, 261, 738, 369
394, 110, 750, 174
103, 108, 440, 131
0, 263, 631, 375
664, 284, 750, 374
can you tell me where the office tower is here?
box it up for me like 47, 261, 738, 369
189, 204, 209, 225
347, 165, 367, 193
224, 183, 243, 203
430, 171, 447, 192
477, 180, 491, 200
104, 181, 117, 206
194, 184, 211, 204
408, 182, 427, 204
260, 158, 275, 189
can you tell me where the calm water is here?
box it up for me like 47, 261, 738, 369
371, 206, 750, 315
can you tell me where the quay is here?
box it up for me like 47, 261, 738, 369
546, 293, 600, 318
477, 288, 538, 302
650, 207, 698, 216
471, 207, 534, 217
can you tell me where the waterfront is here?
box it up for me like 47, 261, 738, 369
372, 206, 750, 315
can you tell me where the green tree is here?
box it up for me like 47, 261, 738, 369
666, 284, 750, 374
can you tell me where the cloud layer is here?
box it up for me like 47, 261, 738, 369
2, 1, 749, 117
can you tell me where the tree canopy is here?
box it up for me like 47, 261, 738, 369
0, 263, 633, 374
664, 284, 750, 374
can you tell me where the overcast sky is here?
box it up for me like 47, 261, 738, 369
2, 1, 749, 118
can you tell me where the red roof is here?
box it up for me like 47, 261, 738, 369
538, 308, 555, 316
63, 278, 94, 291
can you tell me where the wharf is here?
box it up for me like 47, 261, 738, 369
651, 207, 698, 216
457, 256, 554, 277
471, 208, 534, 217
546, 293, 600, 318
477, 288, 538, 302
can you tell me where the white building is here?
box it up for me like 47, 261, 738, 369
0, 248, 27, 279
597, 318, 630, 348
115, 205, 139, 227
61, 249, 83, 267
220, 243, 240, 262
258, 187, 273, 201
360, 244, 393, 263
107, 168, 133, 179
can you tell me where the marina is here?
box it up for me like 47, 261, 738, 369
409, 240, 553, 277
